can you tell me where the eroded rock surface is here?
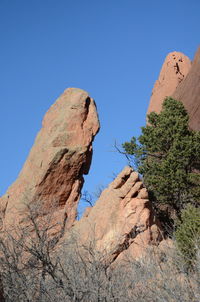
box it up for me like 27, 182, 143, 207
68, 166, 162, 265
0, 88, 100, 231
147, 51, 191, 116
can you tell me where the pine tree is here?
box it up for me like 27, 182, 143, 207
123, 97, 200, 220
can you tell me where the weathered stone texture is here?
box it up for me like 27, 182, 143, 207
147, 51, 191, 116
68, 166, 162, 265
0, 88, 100, 231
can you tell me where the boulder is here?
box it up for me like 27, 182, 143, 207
0, 88, 100, 232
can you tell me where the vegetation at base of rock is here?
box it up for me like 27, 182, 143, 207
175, 204, 200, 268
0, 202, 200, 302
123, 97, 200, 221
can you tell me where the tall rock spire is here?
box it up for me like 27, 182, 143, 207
0, 88, 100, 232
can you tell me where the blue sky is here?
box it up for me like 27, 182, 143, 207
0, 0, 200, 215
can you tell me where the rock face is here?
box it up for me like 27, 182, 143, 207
172, 47, 200, 131
147, 47, 200, 131
0, 88, 100, 231
147, 51, 191, 116
69, 166, 162, 265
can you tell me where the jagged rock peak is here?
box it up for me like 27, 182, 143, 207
68, 166, 162, 265
0, 88, 100, 231
147, 51, 191, 116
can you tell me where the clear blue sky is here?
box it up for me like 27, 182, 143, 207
0, 0, 200, 215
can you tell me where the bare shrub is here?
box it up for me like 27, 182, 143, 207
175, 204, 200, 269
0, 201, 199, 301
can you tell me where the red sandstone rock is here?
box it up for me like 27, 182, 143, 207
68, 166, 162, 265
147, 51, 191, 116
147, 47, 200, 131
0, 88, 100, 232
172, 47, 200, 130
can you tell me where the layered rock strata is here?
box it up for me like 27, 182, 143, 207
0, 88, 100, 232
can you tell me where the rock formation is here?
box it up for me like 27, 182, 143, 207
68, 166, 162, 265
172, 47, 200, 131
0, 88, 100, 232
1, 47, 200, 300
147, 47, 200, 131
147, 51, 191, 116
0, 85, 161, 267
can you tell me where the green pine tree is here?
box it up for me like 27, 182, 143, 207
123, 97, 200, 221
